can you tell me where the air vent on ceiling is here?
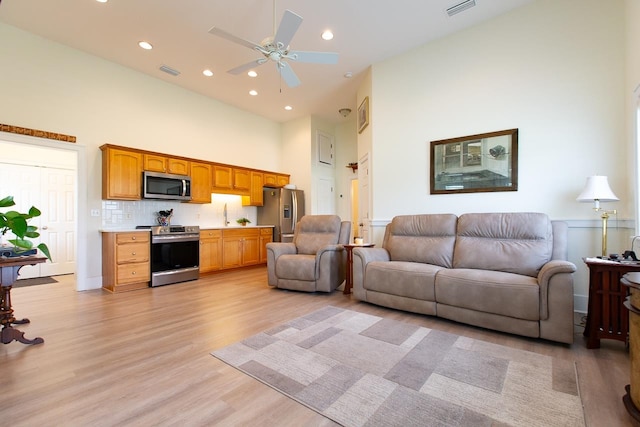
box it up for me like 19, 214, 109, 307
446, 0, 476, 17
159, 65, 180, 76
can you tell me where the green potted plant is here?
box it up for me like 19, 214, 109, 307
236, 217, 251, 226
0, 196, 51, 260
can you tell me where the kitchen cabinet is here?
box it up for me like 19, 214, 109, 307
144, 154, 189, 175
199, 229, 222, 273
222, 228, 260, 269
242, 170, 264, 206
212, 165, 233, 191
101, 231, 150, 292
189, 161, 213, 203
101, 146, 143, 200
260, 227, 273, 263
233, 168, 251, 195
264, 173, 290, 188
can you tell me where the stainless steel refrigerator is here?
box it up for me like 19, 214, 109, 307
257, 188, 305, 242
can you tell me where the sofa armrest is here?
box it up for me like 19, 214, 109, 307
266, 242, 297, 286
537, 260, 576, 319
315, 245, 346, 292
352, 248, 391, 298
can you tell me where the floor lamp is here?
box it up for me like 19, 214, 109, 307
576, 175, 619, 257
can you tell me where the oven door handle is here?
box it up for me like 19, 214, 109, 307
152, 235, 199, 244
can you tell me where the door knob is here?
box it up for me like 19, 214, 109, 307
41, 226, 48, 230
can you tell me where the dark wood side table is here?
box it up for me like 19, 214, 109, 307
343, 243, 374, 295
621, 272, 640, 424
583, 258, 640, 349
0, 255, 47, 345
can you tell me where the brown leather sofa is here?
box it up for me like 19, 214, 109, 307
352, 212, 576, 344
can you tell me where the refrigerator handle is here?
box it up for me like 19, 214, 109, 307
291, 191, 297, 234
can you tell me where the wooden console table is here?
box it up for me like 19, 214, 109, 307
0, 256, 47, 345
583, 258, 640, 349
343, 243, 374, 295
621, 272, 640, 424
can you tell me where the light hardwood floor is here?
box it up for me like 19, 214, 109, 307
0, 268, 634, 426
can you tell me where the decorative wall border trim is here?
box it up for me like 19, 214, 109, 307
0, 123, 76, 143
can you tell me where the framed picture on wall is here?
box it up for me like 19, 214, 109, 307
429, 128, 518, 194
358, 97, 369, 134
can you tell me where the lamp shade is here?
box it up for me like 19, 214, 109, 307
576, 176, 619, 202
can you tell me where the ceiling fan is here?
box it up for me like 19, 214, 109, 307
208, 1, 338, 88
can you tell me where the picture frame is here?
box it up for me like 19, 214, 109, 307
430, 128, 518, 194
358, 97, 369, 134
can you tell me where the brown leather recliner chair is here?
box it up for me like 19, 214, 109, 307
266, 215, 351, 292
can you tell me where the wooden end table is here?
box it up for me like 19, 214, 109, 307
343, 243, 374, 295
0, 255, 47, 345
583, 258, 640, 349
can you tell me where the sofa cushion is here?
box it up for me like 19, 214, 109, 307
275, 254, 317, 281
453, 212, 553, 277
384, 214, 457, 268
365, 261, 441, 301
294, 215, 341, 255
435, 268, 540, 320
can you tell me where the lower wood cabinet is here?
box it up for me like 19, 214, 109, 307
222, 228, 260, 269
200, 229, 222, 273
199, 227, 273, 274
102, 231, 150, 292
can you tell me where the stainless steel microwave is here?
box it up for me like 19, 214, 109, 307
143, 171, 192, 201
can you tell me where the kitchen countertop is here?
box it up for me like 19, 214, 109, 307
100, 225, 274, 233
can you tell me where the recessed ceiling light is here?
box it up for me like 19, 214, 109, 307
247, 70, 258, 77
284, 105, 293, 111
202, 69, 214, 77
96, 0, 108, 3
344, 72, 353, 78
321, 30, 334, 41
249, 90, 258, 96
138, 41, 153, 50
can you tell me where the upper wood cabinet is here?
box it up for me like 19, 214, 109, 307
264, 173, 290, 188
101, 146, 143, 200
100, 144, 289, 202
189, 161, 213, 203
242, 170, 264, 206
233, 168, 251, 195
144, 154, 189, 175
212, 165, 233, 190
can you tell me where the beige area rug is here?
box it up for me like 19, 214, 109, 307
211, 306, 585, 427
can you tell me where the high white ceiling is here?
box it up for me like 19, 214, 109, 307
0, 0, 534, 123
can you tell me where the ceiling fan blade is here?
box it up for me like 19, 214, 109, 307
208, 26, 262, 51
277, 62, 300, 88
274, 10, 303, 47
227, 59, 267, 75
287, 51, 339, 64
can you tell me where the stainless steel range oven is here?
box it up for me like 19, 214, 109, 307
138, 225, 200, 287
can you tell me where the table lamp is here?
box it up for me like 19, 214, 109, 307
576, 175, 619, 257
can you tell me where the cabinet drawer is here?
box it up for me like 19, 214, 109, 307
200, 229, 222, 239
117, 262, 150, 284
223, 228, 260, 238
116, 242, 149, 263
260, 227, 273, 236
116, 232, 149, 244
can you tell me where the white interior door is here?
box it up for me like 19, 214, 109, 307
0, 163, 76, 278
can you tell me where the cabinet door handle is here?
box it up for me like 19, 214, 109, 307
132, 236, 137, 240
132, 252, 136, 256
132, 271, 137, 275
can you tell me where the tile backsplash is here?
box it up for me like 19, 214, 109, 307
102, 194, 257, 229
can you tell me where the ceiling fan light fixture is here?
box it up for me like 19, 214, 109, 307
321, 30, 334, 41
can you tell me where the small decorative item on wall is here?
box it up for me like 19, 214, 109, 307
430, 128, 518, 194
358, 97, 369, 134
